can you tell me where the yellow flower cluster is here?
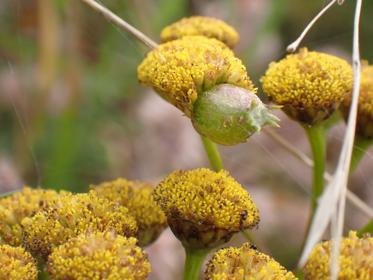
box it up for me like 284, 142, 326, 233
204, 243, 297, 280
22, 192, 138, 257
303, 231, 373, 280
160, 16, 239, 48
153, 168, 259, 248
138, 35, 256, 116
48, 232, 151, 280
0, 244, 37, 280
0, 187, 66, 246
341, 61, 373, 139
90, 178, 167, 246
261, 48, 352, 125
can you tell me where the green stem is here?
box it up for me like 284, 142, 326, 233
304, 124, 326, 212
37, 259, 50, 280
358, 219, 373, 236
297, 124, 326, 266
241, 230, 255, 244
183, 247, 209, 280
350, 137, 372, 173
201, 136, 223, 171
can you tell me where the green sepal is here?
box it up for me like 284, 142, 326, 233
192, 84, 279, 145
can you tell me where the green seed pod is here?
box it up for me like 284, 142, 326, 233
192, 84, 279, 145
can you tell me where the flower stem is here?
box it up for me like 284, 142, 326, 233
37, 259, 50, 280
241, 230, 256, 244
358, 219, 373, 236
183, 247, 209, 280
201, 136, 223, 171
297, 124, 326, 265
350, 137, 372, 173
304, 124, 326, 212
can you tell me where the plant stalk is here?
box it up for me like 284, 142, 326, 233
297, 124, 326, 265
201, 136, 223, 171
183, 247, 209, 280
358, 219, 373, 236
350, 137, 372, 173
304, 124, 326, 212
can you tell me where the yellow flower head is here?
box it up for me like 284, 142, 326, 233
0, 244, 37, 280
303, 231, 373, 280
153, 168, 259, 249
138, 35, 256, 116
22, 192, 138, 258
160, 16, 239, 48
0, 187, 66, 246
204, 243, 297, 280
47, 232, 151, 280
90, 178, 167, 246
341, 61, 373, 139
261, 48, 353, 125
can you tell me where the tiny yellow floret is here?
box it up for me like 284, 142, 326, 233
341, 61, 373, 139
0, 244, 37, 280
261, 48, 352, 125
204, 243, 297, 280
0, 186, 66, 246
303, 231, 373, 280
48, 232, 151, 280
91, 178, 167, 246
22, 192, 138, 258
160, 16, 239, 48
153, 168, 259, 249
138, 36, 256, 116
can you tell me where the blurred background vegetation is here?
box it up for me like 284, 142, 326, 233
1, 1, 372, 278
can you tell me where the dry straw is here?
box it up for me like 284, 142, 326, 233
287, 2, 364, 280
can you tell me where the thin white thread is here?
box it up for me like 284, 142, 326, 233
298, 0, 364, 275
331, 0, 363, 279
287, 0, 339, 53
265, 129, 373, 218
6, 62, 41, 186
80, 0, 158, 49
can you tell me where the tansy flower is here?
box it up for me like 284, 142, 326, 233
341, 61, 373, 139
90, 178, 167, 246
303, 231, 373, 280
0, 244, 37, 280
22, 192, 138, 258
160, 16, 239, 48
0, 187, 67, 246
153, 168, 259, 249
138, 35, 256, 117
261, 48, 352, 125
204, 243, 297, 280
47, 232, 151, 280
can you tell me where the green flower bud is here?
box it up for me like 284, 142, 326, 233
192, 84, 279, 145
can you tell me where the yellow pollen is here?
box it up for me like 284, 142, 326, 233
0, 244, 38, 280
303, 231, 373, 280
205, 243, 297, 280
22, 192, 137, 257
90, 178, 167, 246
138, 36, 256, 116
261, 48, 352, 124
160, 16, 239, 48
47, 232, 151, 280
